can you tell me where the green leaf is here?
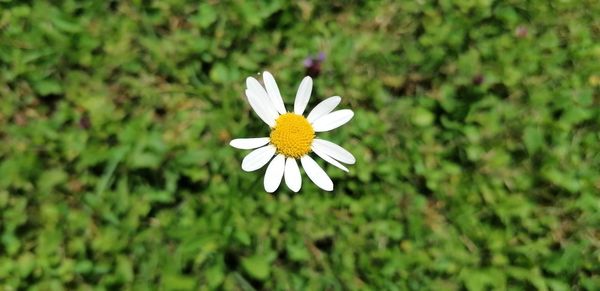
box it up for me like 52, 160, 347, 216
161, 274, 196, 290
34, 80, 63, 95
241, 254, 271, 280
412, 107, 435, 127
210, 63, 229, 83
523, 126, 544, 153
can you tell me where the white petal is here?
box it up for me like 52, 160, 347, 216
241, 145, 276, 172
300, 155, 333, 191
311, 144, 349, 172
246, 77, 279, 121
230, 137, 270, 150
245, 89, 277, 127
284, 157, 301, 192
311, 109, 354, 132
307, 96, 341, 123
312, 139, 356, 164
246, 77, 270, 100
294, 76, 313, 115
264, 154, 285, 193
262, 71, 286, 114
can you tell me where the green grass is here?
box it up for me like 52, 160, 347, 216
1, 1, 600, 290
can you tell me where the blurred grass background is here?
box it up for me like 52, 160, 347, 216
1, 0, 600, 290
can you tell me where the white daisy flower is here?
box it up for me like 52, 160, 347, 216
230, 71, 356, 193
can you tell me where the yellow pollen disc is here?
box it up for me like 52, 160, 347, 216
270, 113, 315, 158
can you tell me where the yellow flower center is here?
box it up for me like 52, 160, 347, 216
270, 113, 315, 158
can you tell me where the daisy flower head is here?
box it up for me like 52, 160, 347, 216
230, 71, 355, 193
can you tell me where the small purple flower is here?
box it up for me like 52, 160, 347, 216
472, 74, 484, 85
304, 52, 326, 78
515, 25, 528, 38
79, 114, 91, 129
303, 58, 314, 68
317, 52, 326, 61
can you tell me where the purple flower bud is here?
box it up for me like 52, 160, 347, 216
304, 52, 325, 78
79, 114, 91, 129
317, 52, 326, 61
472, 74, 484, 85
515, 25, 528, 38
303, 58, 314, 68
